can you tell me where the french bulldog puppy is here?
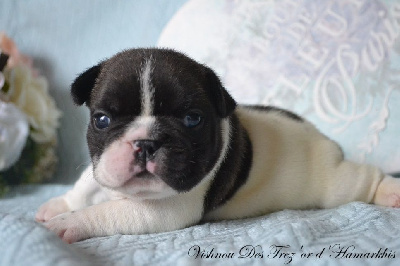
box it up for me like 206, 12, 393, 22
36, 48, 400, 243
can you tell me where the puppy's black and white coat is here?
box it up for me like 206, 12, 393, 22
36, 49, 400, 243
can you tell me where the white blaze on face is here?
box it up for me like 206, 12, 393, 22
139, 57, 155, 117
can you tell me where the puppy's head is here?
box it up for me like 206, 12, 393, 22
71, 49, 236, 199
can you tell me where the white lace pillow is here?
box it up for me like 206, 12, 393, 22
158, 0, 400, 173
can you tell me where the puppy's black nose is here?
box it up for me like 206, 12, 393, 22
133, 140, 161, 161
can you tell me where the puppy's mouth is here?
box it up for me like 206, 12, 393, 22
131, 157, 158, 176
114, 155, 178, 199
135, 171, 154, 179
122, 170, 155, 187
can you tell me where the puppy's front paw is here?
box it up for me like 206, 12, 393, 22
35, 197, 71, 222
44, 211, 89, 243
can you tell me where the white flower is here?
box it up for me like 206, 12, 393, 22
3, 65, 61, 143
0, 100, 29, 170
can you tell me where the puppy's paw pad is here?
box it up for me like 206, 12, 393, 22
35, 197, 70, 222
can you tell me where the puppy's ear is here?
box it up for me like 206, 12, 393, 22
71, 64, 101, 106
204, 66, 237, 118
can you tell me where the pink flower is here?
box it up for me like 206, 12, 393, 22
0, 32, 38, 76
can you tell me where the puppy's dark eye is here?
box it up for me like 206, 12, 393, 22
183, 112, 202, 128
93, 114, 111, 129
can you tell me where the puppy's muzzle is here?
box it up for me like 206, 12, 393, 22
133, 140, 161, 162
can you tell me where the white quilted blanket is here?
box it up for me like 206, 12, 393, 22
1, 185, 400, 266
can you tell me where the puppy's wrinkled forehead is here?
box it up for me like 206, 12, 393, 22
91, 50, 209, 117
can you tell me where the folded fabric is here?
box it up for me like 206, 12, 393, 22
1, 185, 400, 266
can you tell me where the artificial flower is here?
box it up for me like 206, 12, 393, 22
3, 65, 61, 143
